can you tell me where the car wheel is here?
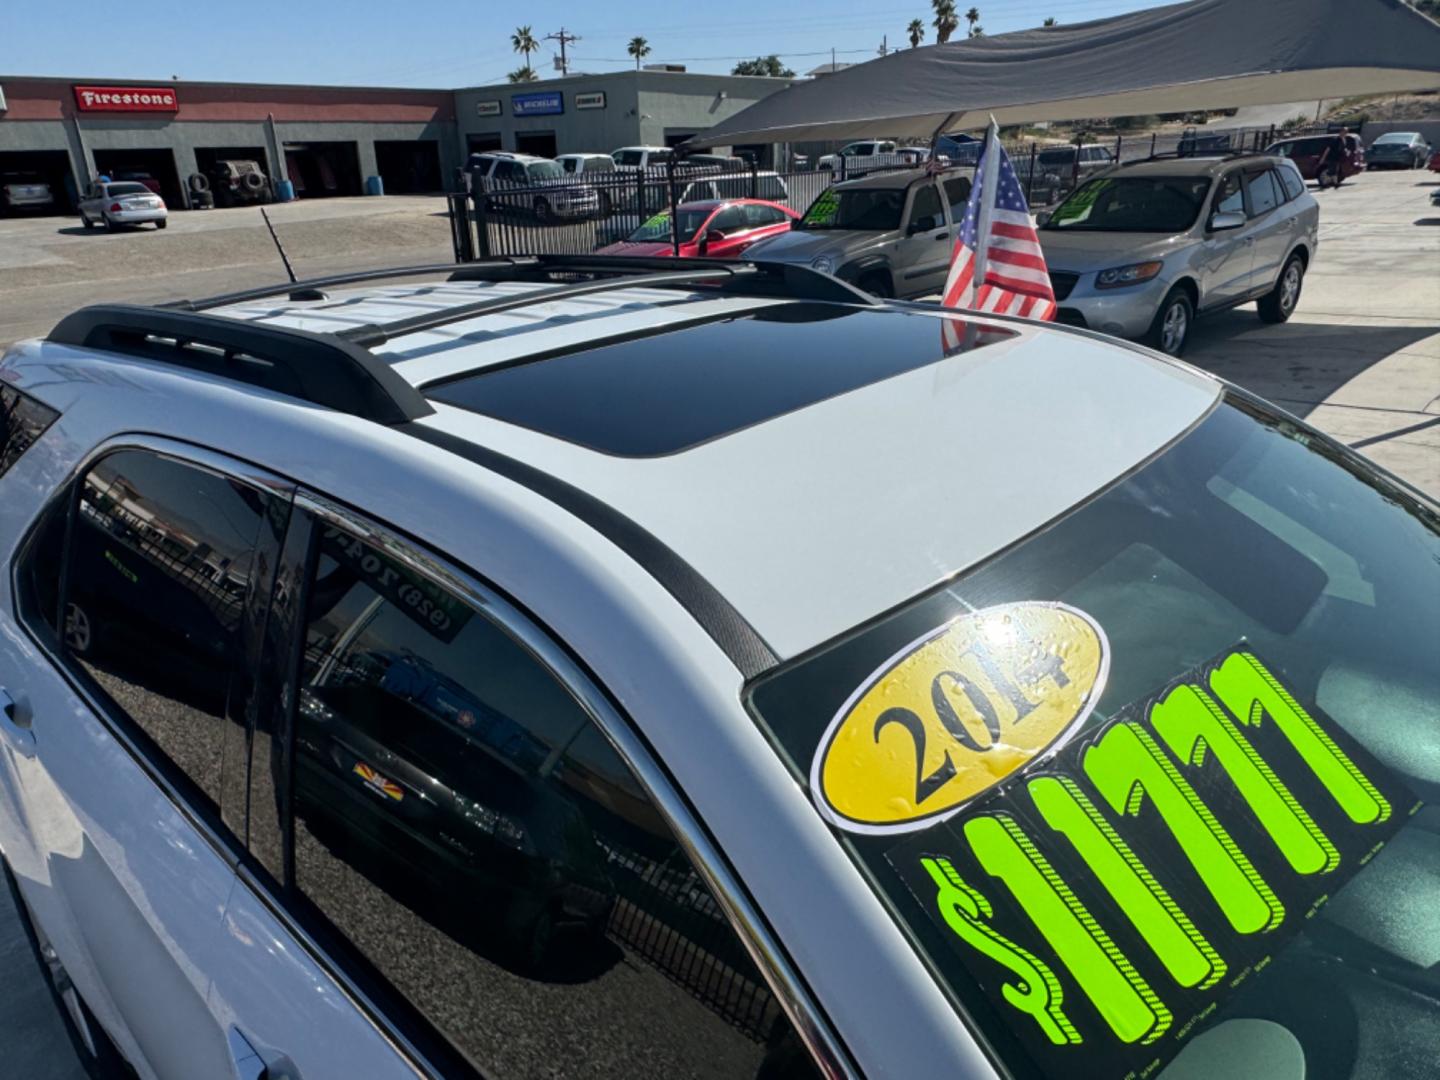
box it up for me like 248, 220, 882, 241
155, 219, 167, 230
857, 271, 894, 299
533, 196, 552, 224
103, 215, 118, 233
64, 602, 98, 658
1145, 288, 1193, 357
1258, 255, 1304, 324
80, 212, 94, 230
2, 860, 131, 1078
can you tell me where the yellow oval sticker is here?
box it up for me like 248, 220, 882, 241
812, 602, 1108, 834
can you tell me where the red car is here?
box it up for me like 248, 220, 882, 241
597, 198, 799, 259
1264, 134, 1364, 186
1430, 149, 1440, 173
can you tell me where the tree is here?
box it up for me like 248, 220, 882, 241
970, 25, 984, 36
628, 36, 651, 70
965, 6, 981, 36
507, 65, 538, 83
731, 55, 796, 77
932, 0, 959, 43
511, 25, 538, 69
1043, 16, 1057, 26
907, 18, 926, 47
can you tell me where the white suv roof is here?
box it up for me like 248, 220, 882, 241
7, 259, 1217, 663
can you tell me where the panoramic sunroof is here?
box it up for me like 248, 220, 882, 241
424, 303, 1016, 457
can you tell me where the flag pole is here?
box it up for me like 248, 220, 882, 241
970, 115, 1002, 307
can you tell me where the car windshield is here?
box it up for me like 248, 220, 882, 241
799, 188, 905, 230
1374, 134, 1415, 145
625, 207, 712, 244
525, 161, 564, 181
1043, 176, 1212, 232
105, 183, 152, 196
746, 395, 1440, 1080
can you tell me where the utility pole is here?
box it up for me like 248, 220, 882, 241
878, 35, 888, 57
545, 28, 580, 76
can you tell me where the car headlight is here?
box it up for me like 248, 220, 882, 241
811, 255, 836, 275
1095, 261, 1164, 289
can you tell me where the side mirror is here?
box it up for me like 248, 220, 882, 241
1210, 210, 1246, 231
1035, 209, 1052, 227
697, 229, 724, 255
789, 216, 803, 230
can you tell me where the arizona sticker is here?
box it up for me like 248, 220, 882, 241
812, 602, 1108, 834
353, 761, 404, 802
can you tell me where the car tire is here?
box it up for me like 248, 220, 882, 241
187, 172, 210, 194
155, 219, 167, 230
1144, 287, 1193, 357
533, 196, 552, 224
2, 860, 131, 1079
1258, 254, 1304, 324
857, 271, 894, 299
80, 212, 94, 230
103, 215, 118, 233
64, 601, 99, 658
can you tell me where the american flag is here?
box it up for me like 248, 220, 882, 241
941, 123, 1057, 327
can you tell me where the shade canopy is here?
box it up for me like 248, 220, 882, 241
685, 0, 1440, 148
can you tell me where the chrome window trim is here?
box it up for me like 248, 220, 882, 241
294, 489, 858, 1080
9, 432, 295, 871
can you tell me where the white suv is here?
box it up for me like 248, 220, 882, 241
610, 145, 673, 170
2, 257, 1437, 1080
464, 152, 600, 222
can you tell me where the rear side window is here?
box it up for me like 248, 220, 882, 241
1245, 169, 1282, 217
943, 176, 972, 219
59, 449, 287, 813
0, 384, 59, 479
289, 523, 812, 1079
1277, 164, 1305, 202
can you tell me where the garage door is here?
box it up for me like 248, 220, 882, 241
0, 150, 78, 213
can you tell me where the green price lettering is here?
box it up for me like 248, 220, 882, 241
921, 856, 1080, 1046
1083, 722, 1284, 935
1208, 652, 1390, 826
1027, 774, 1225, 990
964, 813, 1172, 1045
1150, 683, 1339, 875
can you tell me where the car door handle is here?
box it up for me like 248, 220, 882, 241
229, 1027, 302, 1080
0, 687, 35, 758
935, 232, 949, 241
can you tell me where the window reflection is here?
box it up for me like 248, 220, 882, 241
64, 450, 275, 809
292, 526, 808, 1079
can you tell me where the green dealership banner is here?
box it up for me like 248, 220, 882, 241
887, 646, 1418, 1080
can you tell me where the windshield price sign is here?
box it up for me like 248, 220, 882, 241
883, 643, 1417, 1080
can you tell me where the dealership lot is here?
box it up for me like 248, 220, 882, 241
2, 169, 1436, 497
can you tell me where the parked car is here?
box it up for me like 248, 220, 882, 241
1265, 133, 1364, 186
466, 152, 601, 222
1365, 131, 1432, 169
595, 198, 798, 258
815, 140, 903, 177
77, 179, 168, 231
112, 171, 163, 196
1037, 154, 1318, 355
2, 256, 1437, 1080
1430, 148, 1440, 173
209, 159, 271, 206
0, 173, 55, 214
556, 153, 617, 178
610, 145, 673, 171
747, 166, 975, 298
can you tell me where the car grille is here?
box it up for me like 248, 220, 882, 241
1049, 271, 1079, 301
1055, 308, 1088, 329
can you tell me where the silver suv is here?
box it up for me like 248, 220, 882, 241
746, 167, 975, 298
1038, 153, 1319, 355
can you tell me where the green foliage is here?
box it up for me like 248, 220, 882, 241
507, 66, 538, 83
908, 17, 926, 47
933, 0, 959, 43
731, 55, 796, 77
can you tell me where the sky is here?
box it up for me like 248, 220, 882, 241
5, 0, 1161, 88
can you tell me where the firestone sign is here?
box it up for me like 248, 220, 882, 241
74, 86, 179, 113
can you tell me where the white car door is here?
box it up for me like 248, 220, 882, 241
1197, 168, 1255, 309
0, 432, 291, 1080
895, 180, 953, 298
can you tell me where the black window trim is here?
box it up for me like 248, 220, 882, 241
10, 434, 294, 875
253, 489, 858, 1080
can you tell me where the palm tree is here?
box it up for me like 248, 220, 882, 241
507, 65, 538, 83
907, 18, 926, 47
932, 0, 959, 43
965, 6, 981, 36
1043, 16, 1057, 25
627, 36, 651, 70
511, 25, 538, 70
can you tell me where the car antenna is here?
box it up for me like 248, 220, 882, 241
260, 206, 297, 283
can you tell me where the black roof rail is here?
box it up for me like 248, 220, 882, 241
1122, 149, 1266, 165
47, 305, 434, 425
163, 262, 477, 312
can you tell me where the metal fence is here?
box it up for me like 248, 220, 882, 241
448, 123, 1302, 263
